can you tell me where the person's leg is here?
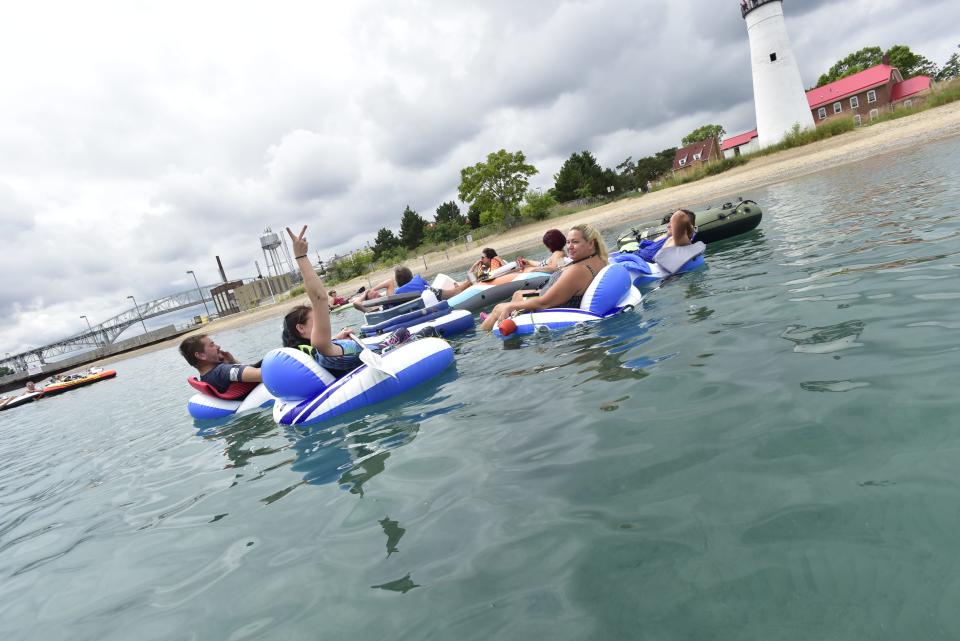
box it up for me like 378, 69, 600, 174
480, 303, 509, 331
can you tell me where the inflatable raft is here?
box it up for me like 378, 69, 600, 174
40, 368, 118, 398
358, 290, 476, 345
0, 390, 44, 412
263, 337, 454, 427
187, 382, 276, 420
611, 242, 707, 285
444, 269, 552, 313
493, 264, 642, 338
617, 198, 762, 251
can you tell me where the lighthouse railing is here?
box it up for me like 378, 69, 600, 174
741, 0, 779, 19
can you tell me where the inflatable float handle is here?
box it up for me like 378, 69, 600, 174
349, 333, 398, 380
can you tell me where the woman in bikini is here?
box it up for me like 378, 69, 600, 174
479, 224, 609, 331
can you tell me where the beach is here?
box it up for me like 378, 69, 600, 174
92, 99, 960, 367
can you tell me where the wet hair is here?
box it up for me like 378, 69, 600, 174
481, 248, 498, 260
679, 209, 696, 226
569, 223, 609, 262
282, 305, 312, 348
672, 210, 696, 238
394, 265, 413, 287
542, 229, 566, 253
179, 334, 207, 368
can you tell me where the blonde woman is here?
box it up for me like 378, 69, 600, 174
480, 224, 608, 331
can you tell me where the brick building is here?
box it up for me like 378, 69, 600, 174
672, 137, 721, 175
806, 64, 932, 127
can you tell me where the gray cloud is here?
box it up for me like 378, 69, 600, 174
1, 0, 957, 354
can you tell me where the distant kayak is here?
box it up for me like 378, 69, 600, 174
618, 198, 762, 251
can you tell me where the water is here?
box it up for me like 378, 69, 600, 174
2, 137, 959, 640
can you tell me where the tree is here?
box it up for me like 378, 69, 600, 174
372, 227, 400, 259
434, 201, 464, 225
886, 44, 938, 79
398, 206, 426, 250
936, 45, 959, 81
681, 124, 725, 146
459, 149, 538, 227
520, 190, 558, 221
817, 46, 883, 87
552, 151, 604, 202
816, 45, 939, 87
0, 365, 12, 376
631, 148, 676, 190
467, 201, 484, 228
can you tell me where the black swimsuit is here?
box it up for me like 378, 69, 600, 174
539, 259, 598, 308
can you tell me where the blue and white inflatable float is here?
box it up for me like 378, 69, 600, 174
187, 380, 275, 420
611, 241, 706, 285
359, 299, 475, 348
261, 337, 454, 427
493, 264, 642, 337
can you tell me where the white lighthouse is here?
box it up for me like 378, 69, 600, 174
742, 0, 814, 147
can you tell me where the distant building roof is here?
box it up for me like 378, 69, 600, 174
720, 129, 758, 151
672, 138, 718, 171
890, 75, 932, 101
806, 65, 902, 109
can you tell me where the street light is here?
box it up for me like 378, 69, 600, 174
127, 295, 148, 335
80, 315, 100, 347
186, 270, 212, 318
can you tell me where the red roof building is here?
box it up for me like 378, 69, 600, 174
720, 129, 758, 158
805, 64, 932, 126
672, 137, 721, 174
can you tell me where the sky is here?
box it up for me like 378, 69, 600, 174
1, 0, 957, 355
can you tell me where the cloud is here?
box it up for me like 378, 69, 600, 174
1, 0, 957, 354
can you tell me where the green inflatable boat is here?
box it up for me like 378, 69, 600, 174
617, 198, 762, 252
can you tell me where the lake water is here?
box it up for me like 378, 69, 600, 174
2, 136, 959, 641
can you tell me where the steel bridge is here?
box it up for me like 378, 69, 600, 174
1, 285, 217, 373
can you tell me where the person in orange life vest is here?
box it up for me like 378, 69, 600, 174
469, 248, 505, 281
179, 334, 262, 395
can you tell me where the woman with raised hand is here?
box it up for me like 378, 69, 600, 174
284, 225, 407, 378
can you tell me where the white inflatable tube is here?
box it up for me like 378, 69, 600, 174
268, 338, 454, 427
187, 384, 276, 420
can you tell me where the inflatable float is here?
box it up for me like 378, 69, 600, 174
0, 390, 44, 412
187, 379, 276, 420
40, 368, 118, 398
359, 300, 474, 347
617, 198, 762, 251
442, 266, 552, 313
493, 264, 642, 338
262, 337, 454, 427
611, 242, 707, 285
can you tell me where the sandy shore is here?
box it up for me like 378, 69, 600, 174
93, 100, 960, 367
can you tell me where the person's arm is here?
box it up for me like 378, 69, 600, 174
499, 268, 585, 315
241, 367, 262, 383
287, 226, 336, 354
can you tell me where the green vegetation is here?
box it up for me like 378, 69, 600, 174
652, 156, 748, 191
458, 149, 537, 227
753, 118, 856, 157
681, 124, 725, 146
0, 365, 13, 376
817, 45, 938, 87
927, 77, 960, 107
937, 46, 959, 81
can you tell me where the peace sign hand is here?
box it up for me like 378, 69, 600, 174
286, 225, 309, 257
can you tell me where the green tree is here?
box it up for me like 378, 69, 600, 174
520, 190, 558, 221
459, 149, 538, 227
552, 151, 604, 202
630, 148, 676, 190
886, 44, 939, 79
466, 202, 482, 228
372, 227, 400, 259
817, 46, 883, 87
0, 365, 12, 376
935, 45, 959, 81
434, 201, 463, 225
398, 206, 426, 250
681, 124, 725, 146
